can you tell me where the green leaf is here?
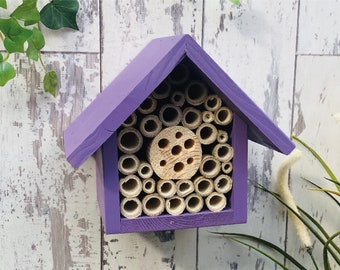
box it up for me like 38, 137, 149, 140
229, 0, 241, 5
10, 0, 40, 26
0, 18, 32, 53
0, 0, 7, 9
40, 0, 79, 30
43, 70, 58, 96
26, 27, 45, 60
0, 61, 16, 86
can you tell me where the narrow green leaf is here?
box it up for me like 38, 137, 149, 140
0, 0, 7, 9
0, 18, 32, 53
10, 0, 40, 26
0, 61, 16, 86
26, 27, 45, 61
323, 232, 340, 270
43, 70, 58, 96
229, 0, 241, 5
308, 188, 340, 196
292, 136, 340, 192
40, 0, 79, 30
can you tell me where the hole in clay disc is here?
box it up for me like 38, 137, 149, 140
184, 139, 195, 149
160, 160, 166, 167
171, 145, 182, 155
158, 138, 169, 149
174, 162, 184, 172
187, 157, 193, 164
175, 131, 183, 139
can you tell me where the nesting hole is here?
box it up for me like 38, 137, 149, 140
198, 180, 210, 192
171, 145, 182, 155
160, 160, 166, 167
184, 139, 195, 149
123, 200, 138, 212
144, 119, 157, 132
187, 83, 204, 100
122, 178, 137, 192
140, 97, 153, 110
207, 97, 218, 108
122, 157, 136, 170
120, 132, 139, 150
175, 132, 183, 139
174, 162, 184, 172
141, 166, 151, 175
154, 81, 169, 96
217, 109, 229, 121
209, 195, 224, 207
169, 198, 181, 209
218, 146, 229, 158
200, 126, 213, 140
124, 115, 134, 125
163, 107, 179, 122
187, 157, 194, 164
187, 197, 199, 208
145, 197, 161, 211
179, 182, 190, 192
158, 138, 169, 148
203, 160, 218, 173
144, 181, 152, 190
185, 111, 199, 124
217, 177, 228, 189
160, 182, 172, 194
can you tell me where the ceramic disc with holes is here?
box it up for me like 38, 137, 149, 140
148, 126, 202, 180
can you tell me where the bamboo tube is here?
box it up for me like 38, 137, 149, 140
176, 179, 195, 197
185, 81, 208, 106
202, 111, 214, 123
142, 178, 156, 194
142, 193, 165, 216
139, 115, 162, 138
167, 63, 190, 85
152, 80, 171, 99
118, 154, 140, 175
138, 161, 154, 179
156, 179, 177, 199
205, 192, 227, 212
217, 130, 228, 143
221, 161, 233, 174
204, 95, 222, 112
170, 91, 185, 107
122, 112, 137, 127
117, 127, 143, 154
214, 106, 233, 126
120, 197, 142, 219
182, 107, 202, 130
159, 104, 182, 127
196, 123, 218, 145
185, 193, 204, 213
148, 126, 202, 180
165, 196, 186, 216
199, 155, 221, 178
212, 143, 234, 162
119, 175, 142, 197
138, 96, 157, 114
214, 174, 233, 194
193, 176, 214, 197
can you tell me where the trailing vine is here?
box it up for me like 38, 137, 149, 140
0, 0, 80, 96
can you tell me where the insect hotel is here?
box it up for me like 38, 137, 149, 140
64, 35, 295, 234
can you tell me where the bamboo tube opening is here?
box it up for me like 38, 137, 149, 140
212, 143, 233, 162
221, 161, 233, 174
166, 196, 185, 216
168, 63, 189, 85
199, 155, 221, 178
120, 197, 142, 219
142, 178, 156, 194
142, 194, 165, 216
205, 192, 227, 212
185, 193, 204, 213
217, 130, 228, 143
119, 175, 142, 197
159, 104, 182, 127
202, 111, 214, 123
196, 123, 218, 145
204, 95, 222, 112
176, 179, 194, 197
138, 96, 157, 114
214, 174, 233, 194
157, 179, 177, 198
122, 112, 137, 127
215, 106, 233, 126
182, 107, 202, 129
118, 127, 143, 154
140, 115, 162, 138
170, 91, 185, 107
118, 154, 140, 175
152, 80, 171, 99
138, 162, 153, 179
194, 176, 214, 197
185, 81, 208, 106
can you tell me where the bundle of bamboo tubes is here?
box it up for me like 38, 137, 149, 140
117, 61, 234, 219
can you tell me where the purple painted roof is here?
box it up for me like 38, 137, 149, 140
64, 34, 295, 168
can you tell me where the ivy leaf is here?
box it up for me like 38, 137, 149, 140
40, 0, 79, 30
0, 60, 16, 86
0, 0, 7, 9
43, 70, 58, 96
26, 27, 45, 61
0, 18, 32, 53
10, 0, 40, 26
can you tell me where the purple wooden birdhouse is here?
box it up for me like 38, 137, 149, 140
64, 35, 294, 234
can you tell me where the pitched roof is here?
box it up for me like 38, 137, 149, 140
64, 34, 295, 168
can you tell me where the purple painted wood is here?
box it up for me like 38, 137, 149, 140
64, 34, 294, 169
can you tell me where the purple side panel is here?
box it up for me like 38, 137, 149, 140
94, 149, 106, 226
101, 132, 121, 233
230, 114, 248, 223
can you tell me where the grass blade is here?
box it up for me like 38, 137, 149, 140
323, 231, 340, 270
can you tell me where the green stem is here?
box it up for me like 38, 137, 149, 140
307, 248, 320, 270
323, 231, 340, 270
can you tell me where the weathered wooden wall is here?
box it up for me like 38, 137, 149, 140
1, 0, 339, 269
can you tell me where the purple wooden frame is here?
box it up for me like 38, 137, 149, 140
96, 114, 247, 234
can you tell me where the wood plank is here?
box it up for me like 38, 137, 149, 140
290, 55, 340, 269
198, 1, 298, 269
0, 53, 101, 270
100, 1, 203, 269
